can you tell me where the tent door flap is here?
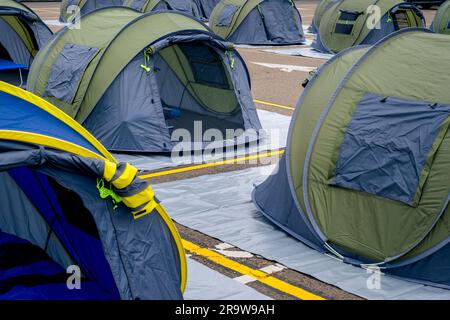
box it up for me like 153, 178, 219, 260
330, 92, 450, 207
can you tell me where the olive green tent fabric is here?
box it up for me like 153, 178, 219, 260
316, 0, 424, 53
431, 0, 450, 34
302, 30, 450, 262
309, 0, 339, 32
288, 46, 369, 223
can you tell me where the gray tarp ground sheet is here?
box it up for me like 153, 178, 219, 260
186, 257, 271, 299
263, 47, 333, 60
114, 109, 290, 171
154, 166, 450, 299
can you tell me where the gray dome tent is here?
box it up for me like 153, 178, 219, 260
59, 0, 124, 22
253, 29, 450, 289
210, 0, 305, 45
431, 0, 450, 34
0, 0, 52, 85
124, 0, 203, 19
27, 9, 261, 153
312, 0, 425, 53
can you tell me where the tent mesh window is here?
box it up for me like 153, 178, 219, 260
178, 43, 230, 89
152, 41, 243, 137
334, 10, 361, 34
393, 10, 411, 29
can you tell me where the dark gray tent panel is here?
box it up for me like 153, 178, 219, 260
210, 0, 305, 45
27, 9, 261, 153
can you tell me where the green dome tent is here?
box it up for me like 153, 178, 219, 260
0, 81, 186, 299
253, 29, 450, 288
59, 0, 124, 23
27, 8, 261, 153
124, 0, 203, 19
209, 0, 305, 45
431, 0, 450, 34
312, 0, 425, 53
0, 0, 52, 85
308, 0, 340, 33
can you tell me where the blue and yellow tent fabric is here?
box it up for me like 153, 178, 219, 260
0, 81, 186, 299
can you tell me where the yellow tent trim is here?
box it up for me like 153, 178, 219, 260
0, 130, 106, 160
155, 204, 188, 293
0, 81, 115, 162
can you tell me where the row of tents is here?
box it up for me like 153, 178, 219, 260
60, 0, 221, 22
59, 0, 306, 45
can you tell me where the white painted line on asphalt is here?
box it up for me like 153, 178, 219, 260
213, 249, 254, 258
44, 20, 69, 26
215, 242, 235, 250
260, 264, 287, 274
251, 62, 316, 73
234, 275, 257, 284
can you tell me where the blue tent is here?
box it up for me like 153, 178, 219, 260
0, 81, 187, 299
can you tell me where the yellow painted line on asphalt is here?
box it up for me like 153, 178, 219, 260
182, 239, 325, 300
139, 149, 285, 179
254, 99, 295, 111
